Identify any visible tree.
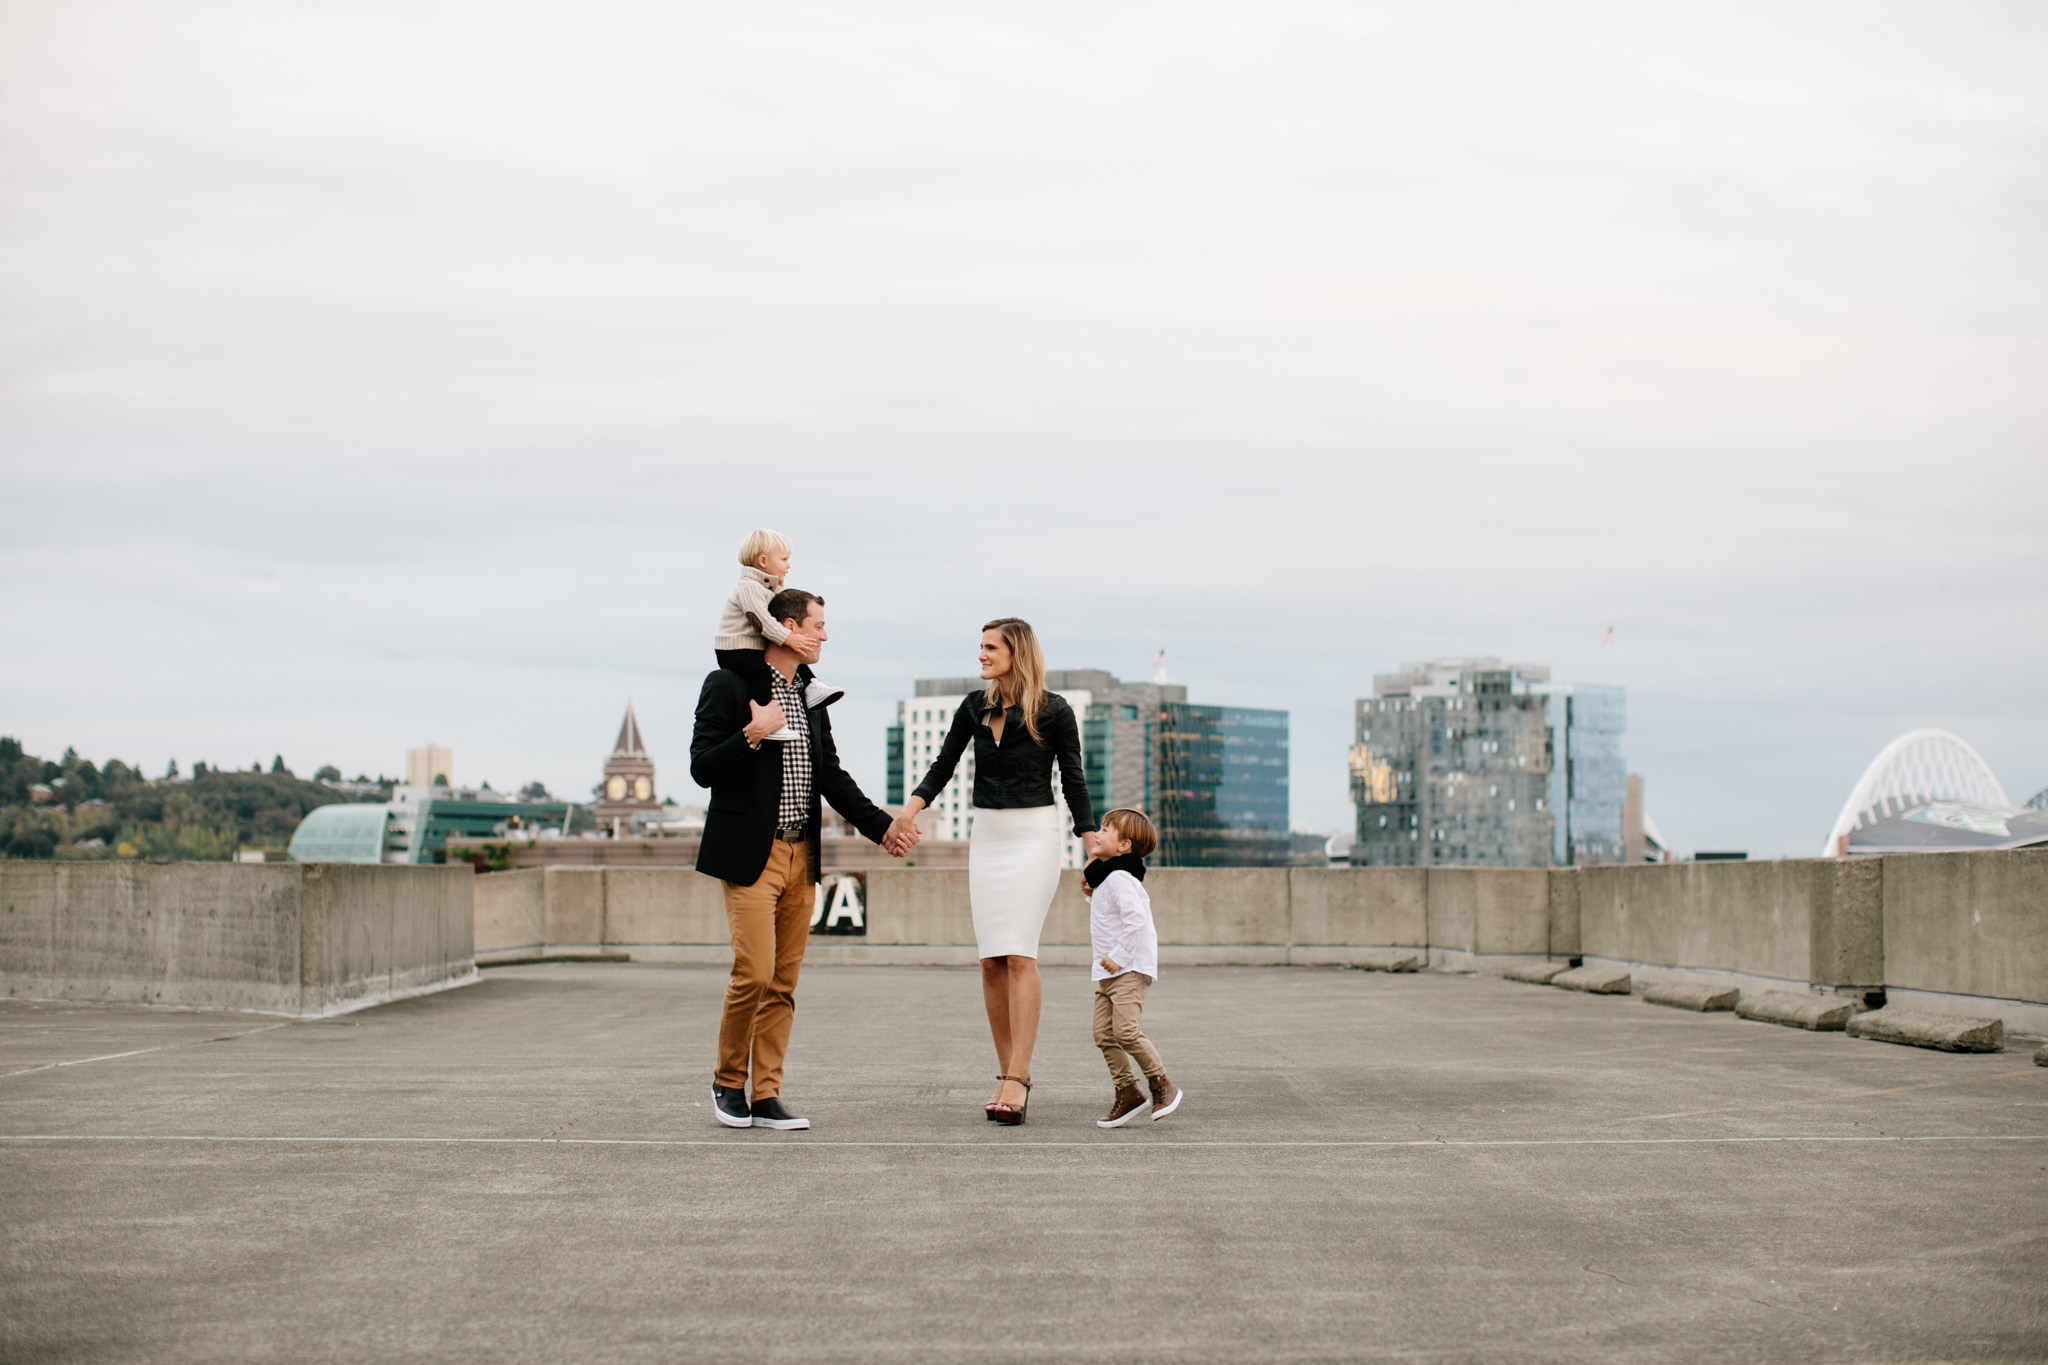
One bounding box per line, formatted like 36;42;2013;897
193;762;208;777
1;809;62;859
315;765;342;783
165;758;179;779
0;737;21;763
271;755;289;774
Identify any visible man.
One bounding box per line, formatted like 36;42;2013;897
690;587;918;1130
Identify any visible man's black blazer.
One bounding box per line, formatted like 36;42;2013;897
689;662;893;887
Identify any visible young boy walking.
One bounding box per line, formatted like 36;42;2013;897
1084;808;1182;1128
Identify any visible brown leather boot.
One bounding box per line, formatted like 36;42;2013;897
1096;1083;1152;1128
1148;1075;1182;1121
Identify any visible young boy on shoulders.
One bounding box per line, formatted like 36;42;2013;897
713;528;842;730
1083;807;1182;1128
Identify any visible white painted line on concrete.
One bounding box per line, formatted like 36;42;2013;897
0;1024;290;1079
2;1134;2043;1150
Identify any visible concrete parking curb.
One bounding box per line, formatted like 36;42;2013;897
2036;1044;2048;1067
1502;961;1572;985
1845;1007;2003;1054
1735;992;1858;1031
1348;951;1422;973
1644;982;1739;1011
1551;965;1631;994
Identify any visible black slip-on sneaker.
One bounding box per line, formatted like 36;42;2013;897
748;1096;811;1131
712;1084;753;1128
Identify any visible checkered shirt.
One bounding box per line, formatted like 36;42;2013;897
767;667;812;829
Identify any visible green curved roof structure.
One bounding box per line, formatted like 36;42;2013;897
288;803;391;864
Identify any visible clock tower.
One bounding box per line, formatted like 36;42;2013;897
594;702;659;836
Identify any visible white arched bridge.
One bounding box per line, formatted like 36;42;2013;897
1822;729;2016;856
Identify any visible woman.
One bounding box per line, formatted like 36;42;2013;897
888;618;1096;1124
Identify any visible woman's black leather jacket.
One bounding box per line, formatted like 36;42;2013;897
910;689;1096;836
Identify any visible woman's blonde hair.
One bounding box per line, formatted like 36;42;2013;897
737;528;792;568
981;617;1047;744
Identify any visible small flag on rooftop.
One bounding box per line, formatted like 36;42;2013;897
1152;649;1169;684
1600;626;1615;646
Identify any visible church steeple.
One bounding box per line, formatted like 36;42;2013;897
594;701;658;836
613;703;647;757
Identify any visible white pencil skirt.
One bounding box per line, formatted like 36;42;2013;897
967;804;1063;960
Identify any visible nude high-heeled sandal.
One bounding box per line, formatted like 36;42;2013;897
990;1075;1031;1126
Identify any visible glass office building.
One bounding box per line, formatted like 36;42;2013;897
1541;683;1626;865
1350;659;1626;868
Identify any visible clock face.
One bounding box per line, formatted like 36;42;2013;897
605;775;627;801
633;776;651;800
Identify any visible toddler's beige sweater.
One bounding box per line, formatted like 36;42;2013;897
715;565;794;650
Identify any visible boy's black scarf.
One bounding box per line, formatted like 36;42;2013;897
1083;852;1147;889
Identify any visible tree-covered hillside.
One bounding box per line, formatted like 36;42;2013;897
0;738;386;860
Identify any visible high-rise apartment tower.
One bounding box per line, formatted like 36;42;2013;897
1349;659;1626;868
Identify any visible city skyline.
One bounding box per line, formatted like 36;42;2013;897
3;3;2043;858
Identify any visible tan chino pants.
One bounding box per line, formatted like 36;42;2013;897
1092;971;1166;1089
716;838;813;1098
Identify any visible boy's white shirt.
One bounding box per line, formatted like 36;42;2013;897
714;564;791;650
1089;870;1158;983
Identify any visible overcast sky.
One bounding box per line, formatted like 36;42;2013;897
3;0;2044;855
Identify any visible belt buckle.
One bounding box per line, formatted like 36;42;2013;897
775;823;805;842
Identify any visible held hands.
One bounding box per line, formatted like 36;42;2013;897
882;813;922;858
783;628;822;662
743;699;786;745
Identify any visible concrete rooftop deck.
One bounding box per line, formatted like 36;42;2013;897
3;964;2044;1364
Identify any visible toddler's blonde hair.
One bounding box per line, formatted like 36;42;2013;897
737;528;793;568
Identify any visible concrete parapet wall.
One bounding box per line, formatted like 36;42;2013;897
479;864;1551;966
1880;851;2046;1005
478;852;2041;1034
1576;858;1875;988
15;850;2039;1029
474;869;544;957
1;862;475;1015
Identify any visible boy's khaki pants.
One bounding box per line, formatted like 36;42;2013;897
716;838;812;1099
1093;971;1166;1089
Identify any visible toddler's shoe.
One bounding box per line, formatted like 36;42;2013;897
1148;1075;1183;1121
805;679;845;710
1097;1084;1153;1128
765;724;800;742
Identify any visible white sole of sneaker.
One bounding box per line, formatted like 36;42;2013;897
713;1109;753;1129
1096;1102;1153;1129
1151;1088;1184;1121
750;1116;810;1131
